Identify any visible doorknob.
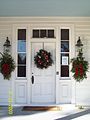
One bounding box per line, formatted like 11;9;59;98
31;76;34;84
56;71;59;75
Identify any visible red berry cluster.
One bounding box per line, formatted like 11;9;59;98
75;64;83;77
71;49;89;82
2;63;10;75
0;52;15;80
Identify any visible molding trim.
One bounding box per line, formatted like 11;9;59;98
0;17;90;23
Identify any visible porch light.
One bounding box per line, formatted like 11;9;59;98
75;36;83;57
3;37;11;53
76;37;83;48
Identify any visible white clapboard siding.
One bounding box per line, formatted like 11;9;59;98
0;24;12;105
0;75;11;104
0;17;90;105
75;22;90;105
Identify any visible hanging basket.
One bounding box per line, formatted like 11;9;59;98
71;49;89;82
0;52;15;80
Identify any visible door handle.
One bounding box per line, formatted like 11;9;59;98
31;76;34;84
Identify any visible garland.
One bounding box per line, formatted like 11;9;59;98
71;49;89;82
0;52;15;80
34;49;53;69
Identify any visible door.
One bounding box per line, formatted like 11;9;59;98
31;42;56;103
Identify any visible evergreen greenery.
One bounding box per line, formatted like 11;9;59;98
71;49;89;82
0;52;15;80
34;49;53;69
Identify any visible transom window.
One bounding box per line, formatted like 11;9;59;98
60;29;70;78
32;29;55;38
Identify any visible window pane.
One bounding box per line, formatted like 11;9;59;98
48;30;54;38
61;53;69;65
33;30;39;38
61;66;69;77
18;53;26;64
18;29;26;40
61;41;69;52
18;66;26;77
40;30;46;38
18;40;26;52
61;29;69;40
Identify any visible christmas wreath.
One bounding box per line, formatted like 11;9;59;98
0;52;15;80
71;49;89;82
34;49;53;69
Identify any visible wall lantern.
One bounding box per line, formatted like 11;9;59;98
75;36;83;48
75;36;83;57
3;37;11;53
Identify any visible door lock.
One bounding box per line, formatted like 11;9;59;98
56;71;59;75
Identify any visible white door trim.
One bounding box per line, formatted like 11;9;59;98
29;26;57;105
12;23;75;105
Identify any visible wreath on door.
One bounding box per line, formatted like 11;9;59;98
34;49;53;69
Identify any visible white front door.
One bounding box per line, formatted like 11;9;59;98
31;42;56;103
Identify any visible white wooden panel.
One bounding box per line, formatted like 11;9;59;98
59;81;71;103
62;85;68;97
0;23;12;105
31;43;42;76
75;22;90;105
15;83;27;103
32;84;41;95
18;85;25;98
42;83;52;95
31;42;56;103
76;81;90;105
0;79;11;104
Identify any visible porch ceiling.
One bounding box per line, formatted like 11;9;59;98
0;0;90;17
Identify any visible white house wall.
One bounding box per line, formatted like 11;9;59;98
0;17;90;105
75;23;90;106
0;24;12;105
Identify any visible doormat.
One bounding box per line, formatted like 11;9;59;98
22;106;62;111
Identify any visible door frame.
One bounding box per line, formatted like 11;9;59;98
12;23;75;105
30;25;75;105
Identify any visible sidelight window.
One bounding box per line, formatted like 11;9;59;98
17;29;26;77
60;29;70;77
